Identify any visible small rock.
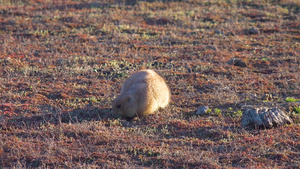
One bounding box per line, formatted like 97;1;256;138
244;27;259;35
7;20;16;25
33;51;40;57
217;145;225;152
241;106;293;129
196;106;210;115
192;41;200;45
125;0;138;5
226;32;234;36
214;30;224;35
227;58;247;68
206;45;216;51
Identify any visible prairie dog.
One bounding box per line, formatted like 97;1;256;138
112;69;170;118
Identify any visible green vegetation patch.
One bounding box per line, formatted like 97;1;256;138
285;97;299;102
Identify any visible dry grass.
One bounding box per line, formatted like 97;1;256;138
0;0;299;168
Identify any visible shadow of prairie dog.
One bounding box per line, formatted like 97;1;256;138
112;69;170;118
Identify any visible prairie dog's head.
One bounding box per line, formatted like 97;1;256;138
112;93;138;118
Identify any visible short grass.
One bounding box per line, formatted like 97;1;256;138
0;0;299;168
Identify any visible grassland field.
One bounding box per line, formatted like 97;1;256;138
0;0;299;168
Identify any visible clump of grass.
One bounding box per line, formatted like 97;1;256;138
213;108;222;116
107;119;122;126
285;97;299;102
233;110;243;117
225;109;243;117
293;106;300;114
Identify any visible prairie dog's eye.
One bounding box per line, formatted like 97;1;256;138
117;104;121;108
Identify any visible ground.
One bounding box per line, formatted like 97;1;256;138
0;0;299;168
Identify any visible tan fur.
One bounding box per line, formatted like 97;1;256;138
112;69;170;118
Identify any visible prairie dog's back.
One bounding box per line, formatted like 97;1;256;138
122;70;170;107
113;69;170;117
120;70;152;93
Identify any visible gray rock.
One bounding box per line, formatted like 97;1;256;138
244;27;259;35
196;106;210;115
227;58;247;68
241;106;293;128
214;30;224;35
